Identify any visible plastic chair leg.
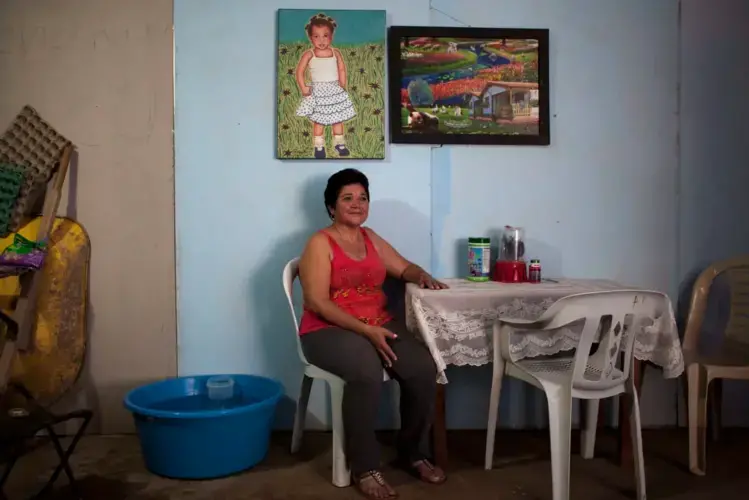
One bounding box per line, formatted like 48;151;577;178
687;364;708;476
580;399;599;459
546;387;572;500
328;378;350;488
291;375;313;454
484;355;505;470
709;378;722;442
627;378;647;500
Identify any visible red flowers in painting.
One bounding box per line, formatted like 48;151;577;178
401;78;487;104
476;61;538;82
477;62;524;80
430;79;487;100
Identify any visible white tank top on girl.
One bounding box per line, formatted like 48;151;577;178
308;50;339;83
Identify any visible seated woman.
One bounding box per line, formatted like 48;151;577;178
298;168;448;499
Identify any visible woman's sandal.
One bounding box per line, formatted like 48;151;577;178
397;458;447;485
353;470;398;499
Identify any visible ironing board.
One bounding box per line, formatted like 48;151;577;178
0;106;73;391
0;217;92;499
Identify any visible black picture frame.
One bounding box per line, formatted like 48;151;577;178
387;26;550;146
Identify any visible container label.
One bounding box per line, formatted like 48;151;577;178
468;246;491;278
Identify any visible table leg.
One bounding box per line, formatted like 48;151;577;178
618;359;646;466
431;384;448;469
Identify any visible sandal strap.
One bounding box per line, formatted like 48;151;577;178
360;470;387;487
413;459;435;471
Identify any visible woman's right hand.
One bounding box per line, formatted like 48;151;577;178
301;85;311;96
365;326;398;367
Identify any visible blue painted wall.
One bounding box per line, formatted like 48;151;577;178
174;0;432;429
676;0;749;427
175;0;746;429
427;0;680;429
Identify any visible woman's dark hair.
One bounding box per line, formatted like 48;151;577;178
305;13;337;37
324;169;370;219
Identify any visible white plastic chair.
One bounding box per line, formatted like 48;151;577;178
283;257;392;488
485;290;665;500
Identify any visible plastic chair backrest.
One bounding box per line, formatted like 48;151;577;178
282;257;310;366
683;255;749;352
532;290;666;388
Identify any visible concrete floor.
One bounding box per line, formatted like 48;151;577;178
4;429;748;499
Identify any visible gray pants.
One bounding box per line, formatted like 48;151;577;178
301;319;438;475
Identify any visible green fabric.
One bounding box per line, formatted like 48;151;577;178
0;164;25;237
2;233;46;256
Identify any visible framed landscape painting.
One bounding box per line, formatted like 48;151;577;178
387;26;550;146
276;9;387;160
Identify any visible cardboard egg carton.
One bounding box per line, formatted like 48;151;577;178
0;106;72;235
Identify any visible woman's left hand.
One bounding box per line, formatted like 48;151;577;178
418;273;449;290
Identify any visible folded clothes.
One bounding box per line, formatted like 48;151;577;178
0;233;47;269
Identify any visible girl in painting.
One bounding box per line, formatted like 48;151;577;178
295;13;356;159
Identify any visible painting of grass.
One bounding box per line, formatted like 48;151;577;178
276;9;386;160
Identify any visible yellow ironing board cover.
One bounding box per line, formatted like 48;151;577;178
0;217;89;405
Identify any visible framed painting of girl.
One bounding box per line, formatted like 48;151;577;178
276;9;387;160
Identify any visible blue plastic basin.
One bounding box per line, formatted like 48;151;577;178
124;374;283;479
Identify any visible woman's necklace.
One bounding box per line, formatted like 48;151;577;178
333;224;360;243
333;225;364;257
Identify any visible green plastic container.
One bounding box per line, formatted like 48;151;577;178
467;237;491;282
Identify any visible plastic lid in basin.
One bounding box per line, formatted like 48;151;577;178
124;374;283;419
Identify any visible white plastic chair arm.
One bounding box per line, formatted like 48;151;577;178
498;317;543;327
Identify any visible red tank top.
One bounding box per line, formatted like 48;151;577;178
298;229;392;335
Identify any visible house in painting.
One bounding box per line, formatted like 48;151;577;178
468;81;539;121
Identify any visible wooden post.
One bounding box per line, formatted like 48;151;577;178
432;384;448;468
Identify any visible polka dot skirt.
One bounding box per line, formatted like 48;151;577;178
296;81;356;126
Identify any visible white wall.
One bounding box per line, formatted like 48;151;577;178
0;0;177;433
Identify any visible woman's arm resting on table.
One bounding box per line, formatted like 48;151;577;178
365;228;448;289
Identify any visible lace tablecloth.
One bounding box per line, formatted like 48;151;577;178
405;278;684;384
